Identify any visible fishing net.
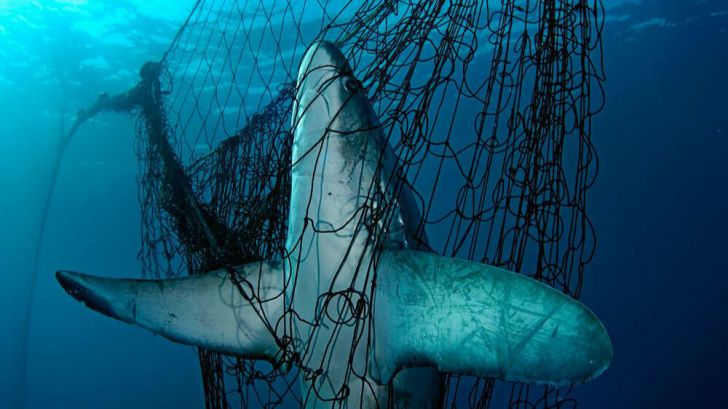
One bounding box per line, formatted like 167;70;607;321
94;0;605;407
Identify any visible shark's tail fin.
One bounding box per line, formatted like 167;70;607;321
372;250;612;386
56;261;285;361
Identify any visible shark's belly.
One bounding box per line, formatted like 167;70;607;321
286;171;372;283
285;173;443;409
286;172;379;406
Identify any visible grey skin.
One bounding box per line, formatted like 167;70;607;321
57;41;612;409
285;41;443;407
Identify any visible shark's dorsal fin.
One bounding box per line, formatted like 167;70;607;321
56;261;285;362
371;250;612;386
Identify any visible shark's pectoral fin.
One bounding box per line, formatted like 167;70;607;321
56;261;285;361
372;250;612;386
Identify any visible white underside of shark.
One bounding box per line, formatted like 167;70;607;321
56;41;612;409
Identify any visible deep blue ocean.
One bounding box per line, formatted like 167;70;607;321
1;1;726;408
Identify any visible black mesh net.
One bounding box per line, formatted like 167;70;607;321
105;0;606;408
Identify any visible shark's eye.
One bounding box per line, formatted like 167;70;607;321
343;76;362;93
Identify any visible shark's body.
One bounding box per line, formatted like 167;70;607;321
57;41;611;408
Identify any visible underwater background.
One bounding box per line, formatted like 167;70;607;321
0;0;726;408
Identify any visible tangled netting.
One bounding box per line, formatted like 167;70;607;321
126;0;605;408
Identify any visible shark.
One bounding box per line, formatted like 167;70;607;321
56;41;612;408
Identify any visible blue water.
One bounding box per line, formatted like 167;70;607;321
0;1;726;408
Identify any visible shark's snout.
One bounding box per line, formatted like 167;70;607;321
297;40;351;83
291;40;375;167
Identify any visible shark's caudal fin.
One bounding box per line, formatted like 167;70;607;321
56;261;285;361
372;250;612;386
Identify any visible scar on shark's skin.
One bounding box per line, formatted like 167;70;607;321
56;41;612;409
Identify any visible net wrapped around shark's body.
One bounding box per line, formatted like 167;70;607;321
97;1;605;408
